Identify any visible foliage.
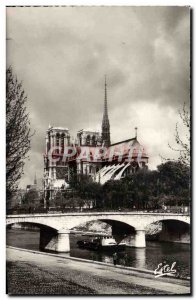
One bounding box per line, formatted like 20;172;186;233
11;161;189;213
92;161;190;210
157;161;190;206
6;67;34;203
74;174;102;209
168;103;190;166
21;189;40;211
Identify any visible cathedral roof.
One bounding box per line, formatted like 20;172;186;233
47;126;69;132
110;137;136;146
77;128;100;135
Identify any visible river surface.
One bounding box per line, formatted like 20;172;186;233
6;229;190;278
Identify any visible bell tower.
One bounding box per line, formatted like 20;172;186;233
102;76;111;147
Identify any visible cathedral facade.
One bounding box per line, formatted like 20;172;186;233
43;78;149;200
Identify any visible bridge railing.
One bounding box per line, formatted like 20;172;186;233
6;206;190;215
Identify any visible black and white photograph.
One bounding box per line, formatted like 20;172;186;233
6;5;191;295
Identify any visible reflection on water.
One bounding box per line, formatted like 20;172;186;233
135;248;146;269
6;229;190;278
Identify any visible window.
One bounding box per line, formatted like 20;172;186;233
86;135;90;145
92;135;96;146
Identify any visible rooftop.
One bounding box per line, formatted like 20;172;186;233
47;126;69;131
77;129;100;134
110;137;136;146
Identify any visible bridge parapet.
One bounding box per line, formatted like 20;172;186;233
6;211;190;218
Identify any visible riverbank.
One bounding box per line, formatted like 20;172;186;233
6;247;190;295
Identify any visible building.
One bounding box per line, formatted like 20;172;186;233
26;173;38;192
24;174;44;208
102;76;111;147
43;78;149;201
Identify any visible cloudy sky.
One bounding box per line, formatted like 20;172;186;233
6;6;190;188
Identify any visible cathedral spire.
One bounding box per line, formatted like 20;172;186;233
34;172;37;185
135;127;138;139
102;76;111;147
104;75;108;116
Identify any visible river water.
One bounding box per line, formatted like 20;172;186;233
6;229;190;278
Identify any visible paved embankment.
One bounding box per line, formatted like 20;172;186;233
6;246;190;295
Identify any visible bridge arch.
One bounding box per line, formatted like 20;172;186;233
6;221;58;232
142;214;190;229
6;216;62;231
65;217;145;248
6;221;59;252
56;213;144;232
145;219;190;244
68;218;136;244
68;217;136;231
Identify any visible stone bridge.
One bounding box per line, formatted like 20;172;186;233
6;212;190;252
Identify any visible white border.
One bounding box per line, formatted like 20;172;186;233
1;1;194;299
2;0;195;6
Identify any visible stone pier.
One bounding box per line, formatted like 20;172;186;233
134;230;146;248
55;230;70;252
122;229;146;248
40;227;70;252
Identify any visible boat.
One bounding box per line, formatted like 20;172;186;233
77;235;126;251
76;239;90;248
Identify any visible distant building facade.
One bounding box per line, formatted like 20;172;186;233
43;78;149;201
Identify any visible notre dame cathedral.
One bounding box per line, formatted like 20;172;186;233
43;78;148;200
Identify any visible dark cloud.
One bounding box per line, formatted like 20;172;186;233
6;6;190;187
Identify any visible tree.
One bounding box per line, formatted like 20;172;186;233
168;103;190;166
54;190;72;211
99;161;190;210
54;190;63;208
72;174;102;209
102;179;130;210
157;161;190;206
6;67;34;203
122;169;160;210
22;189;40;211
158;104;190;207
